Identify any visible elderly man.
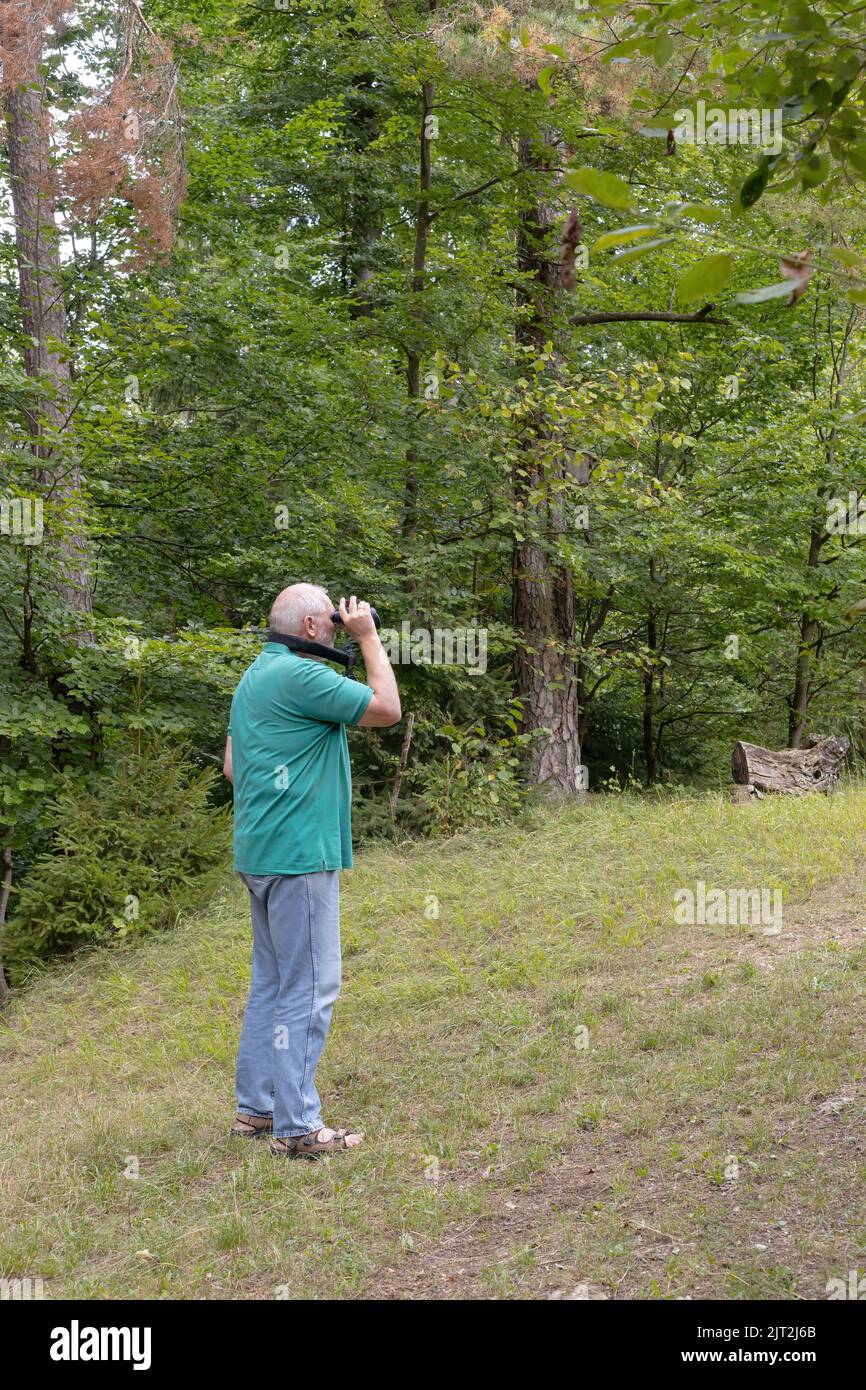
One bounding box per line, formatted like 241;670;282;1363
223;586;401;1157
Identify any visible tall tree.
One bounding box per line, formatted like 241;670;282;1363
1;0;89;618
512;128;582;792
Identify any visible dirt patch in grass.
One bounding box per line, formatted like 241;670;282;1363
367;1088;866;1301
365;1130;613;1300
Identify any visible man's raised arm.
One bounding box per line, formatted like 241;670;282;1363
339;596;401;728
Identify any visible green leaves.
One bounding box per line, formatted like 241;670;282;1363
826;247;866;270
676;253;734;305
799;151;829;188
739;160;770;210
675;203;726;224
733;281;797;305
537;65;555;96
614;236;675;262
734;252;814;306
653;34;674;67
848;143;866;177
563;167;635;210
592;224;659;252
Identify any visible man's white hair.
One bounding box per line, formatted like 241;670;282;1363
269;583;331;635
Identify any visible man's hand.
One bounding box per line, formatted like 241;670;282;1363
339;594;377;640
341;596;401;728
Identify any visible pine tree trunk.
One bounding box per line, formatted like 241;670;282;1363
512;132;582;795
4;59;92;621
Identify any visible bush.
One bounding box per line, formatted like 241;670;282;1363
406;719;542;836
2;740;229;983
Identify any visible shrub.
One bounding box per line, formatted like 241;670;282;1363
408;719;542;835
2;740;229;983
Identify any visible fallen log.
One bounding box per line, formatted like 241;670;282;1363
731;734;848;798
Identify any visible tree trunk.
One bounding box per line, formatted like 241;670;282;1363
388;711;415;823
344;60;383;318
787;307;856;748
0;846;13;1007
787;528;822;749
643;607;658;784
401;77;434;556
3;45;92;622
512;133;582;795
732;734;848;795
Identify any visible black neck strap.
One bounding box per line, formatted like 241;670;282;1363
267;630;355;671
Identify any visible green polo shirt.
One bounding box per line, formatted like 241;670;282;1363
228;644;373;874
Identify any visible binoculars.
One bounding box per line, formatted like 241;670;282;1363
331;606;381;630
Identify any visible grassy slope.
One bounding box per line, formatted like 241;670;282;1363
2;787;866;1301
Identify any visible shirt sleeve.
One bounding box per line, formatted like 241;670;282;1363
288;659;375;726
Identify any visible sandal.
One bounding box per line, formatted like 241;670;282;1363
230;1113;273;1138
268;1126;364;1159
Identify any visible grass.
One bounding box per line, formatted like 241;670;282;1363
2;784;866;1300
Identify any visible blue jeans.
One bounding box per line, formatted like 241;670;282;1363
235;871;341;1138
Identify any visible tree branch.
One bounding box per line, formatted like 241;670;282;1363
571;303;728;327
428;164;554;223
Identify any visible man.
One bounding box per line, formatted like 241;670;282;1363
223;585;401;1158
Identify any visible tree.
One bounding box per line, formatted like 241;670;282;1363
511;127;582;791
2;0;88;617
